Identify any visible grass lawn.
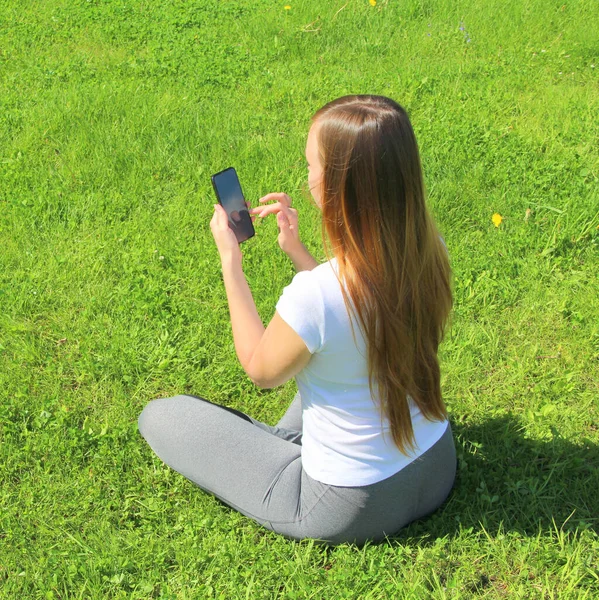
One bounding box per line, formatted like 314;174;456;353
1;0;598;597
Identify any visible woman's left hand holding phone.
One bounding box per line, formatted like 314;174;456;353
210;202;254;265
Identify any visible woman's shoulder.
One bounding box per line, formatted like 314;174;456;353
312;257;339;279
288;259;338;285
280;261;341;316
305;259;343;294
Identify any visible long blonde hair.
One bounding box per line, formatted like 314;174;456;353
312;95;453;454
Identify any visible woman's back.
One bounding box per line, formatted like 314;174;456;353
312;95;453;455
276;257;449;486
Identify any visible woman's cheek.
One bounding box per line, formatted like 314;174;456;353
309;171;323;208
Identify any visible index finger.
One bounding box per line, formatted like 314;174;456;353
250;202;284;218
258;193;292;206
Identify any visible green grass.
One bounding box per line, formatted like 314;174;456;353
1;0;598;597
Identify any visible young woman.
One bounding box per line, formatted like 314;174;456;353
138;95;456;545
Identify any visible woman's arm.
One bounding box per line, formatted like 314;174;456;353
212;205;311;388
219;254;264;371
286;243;319;272
220;256;311;388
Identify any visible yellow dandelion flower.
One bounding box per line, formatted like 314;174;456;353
369;0;377;5
284;5;291;9
492;213;503;228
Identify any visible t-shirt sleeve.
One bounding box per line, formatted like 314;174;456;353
276;270;325;354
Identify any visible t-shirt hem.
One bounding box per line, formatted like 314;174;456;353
302;420;449;487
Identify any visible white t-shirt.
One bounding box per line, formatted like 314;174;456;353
276;258;448;487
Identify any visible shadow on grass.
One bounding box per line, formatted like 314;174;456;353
396;414;599;543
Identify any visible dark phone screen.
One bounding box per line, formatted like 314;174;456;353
211;167;255;243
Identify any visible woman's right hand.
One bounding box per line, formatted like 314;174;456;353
250;192;302;255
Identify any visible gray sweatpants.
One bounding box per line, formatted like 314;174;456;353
138;393;456;545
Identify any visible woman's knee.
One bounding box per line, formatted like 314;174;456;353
138;397;169;442
138;394;232;444
138;396;192;442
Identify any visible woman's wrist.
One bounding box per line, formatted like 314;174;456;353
285;243;318;272
282;239;305;257
220;250;243;271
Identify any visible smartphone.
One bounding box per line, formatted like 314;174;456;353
210;167;255;244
